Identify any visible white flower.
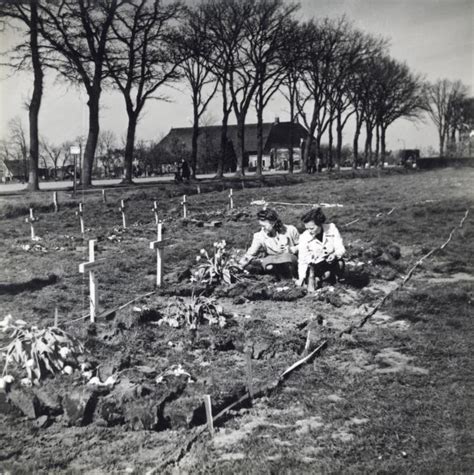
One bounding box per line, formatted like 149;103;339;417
26;359;35;368
59;347;71;358
63;365;73;375
0;314;12;330
196;256;201;262
3;375;14;384
200;249;206;255
20;378;32;387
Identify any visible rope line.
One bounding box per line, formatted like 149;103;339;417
340;208;470;334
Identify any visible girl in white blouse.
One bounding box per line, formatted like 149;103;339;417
297;207;345;289
239;208;299;277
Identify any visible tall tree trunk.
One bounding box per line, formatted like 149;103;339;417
365;123;373;167
328;117;333;170
122;115;137;184
288;96;295;174
315;134;321;169
26;0;42;192
216;79;229;178
190;100;199;179
217;110;230;178
83;90;101;187
256;93;263;177
375;124;380;167
353;115;362;170
439;132;444;157
380;125;386;168
235;115;245;177
336;112;343;171
301;138;314;173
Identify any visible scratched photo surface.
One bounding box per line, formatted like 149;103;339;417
0;0;473;473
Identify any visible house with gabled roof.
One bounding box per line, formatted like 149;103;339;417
0;159;28;183
157;118;309;173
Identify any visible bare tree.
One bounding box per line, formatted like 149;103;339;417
296;19;343;173
105;0;183;184
278;20;306;173
200;0;245;178
424;79;469;156
247;0;299;176
371;56;424;166
96;130;117;177
0;0;44;190
174;5;218;178
329;23;385;169
202;0;256;177
7;117;29;181
40;137;62;178
37;0;121;187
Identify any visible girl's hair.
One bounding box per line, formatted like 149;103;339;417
301;207;326;225
257;208;284;233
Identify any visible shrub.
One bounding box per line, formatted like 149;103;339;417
1;315;84;384
191;240;243;285
162;294;228;330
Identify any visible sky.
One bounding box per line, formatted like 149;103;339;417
0;0;472;154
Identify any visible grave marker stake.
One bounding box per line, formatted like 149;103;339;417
54;307;59;327
79;239;105;323
228;188;234;210
53;192;59;213
304;329;311;355
76;202;85;236
181;195;187;218
25;208;38;240
197;185;201;194
153;201;159;225
102;189;107;203
203;395;214;437
120;200;127;229
245;352;254;399
149;221;169;287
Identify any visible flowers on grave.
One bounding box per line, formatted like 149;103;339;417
191;240;243;285
0;314;84;384
161;294;228;330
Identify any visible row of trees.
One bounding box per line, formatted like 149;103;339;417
1;0;472;190
424;80;473;157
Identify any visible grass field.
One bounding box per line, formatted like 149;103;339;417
0;167;473;473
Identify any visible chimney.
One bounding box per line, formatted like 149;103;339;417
274;116;280;124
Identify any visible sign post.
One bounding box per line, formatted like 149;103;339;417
70;145;81;196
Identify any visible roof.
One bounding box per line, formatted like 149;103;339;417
159;121;309;155
2;159;27;177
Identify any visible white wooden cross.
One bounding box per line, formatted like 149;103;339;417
102;189;107;203
181;195;188;218
228;188;234;210
119;199;127;229
149;221;169;287
76;202;85;235
79;239;105;322
25;208;39;240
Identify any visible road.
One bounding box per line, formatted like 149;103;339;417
0;170;294;193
